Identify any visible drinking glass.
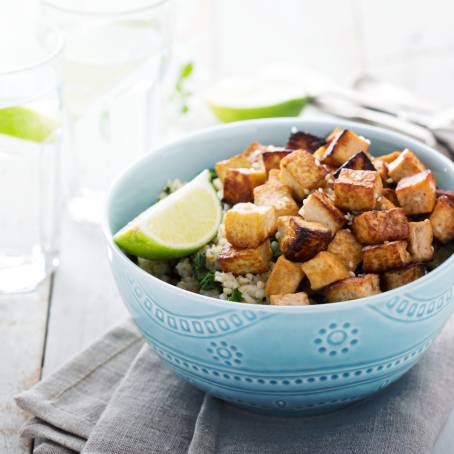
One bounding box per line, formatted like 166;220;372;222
40;0;173;223
0;25;63;294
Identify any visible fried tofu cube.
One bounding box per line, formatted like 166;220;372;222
408;220;433;262
301;251;350;290
277;216;332;262
334;169;382;212
269;292;310;306
299;191;346;233
373;159;389;184
332;151;375;178
327;229;363;271
253;181;299;217
265;255;305;296
224;203;276;249
362;241;411;273
286;131;326;152
321;129;370;166
313;145;328;160
430;195;454;243
388;149;426;182
262;149;291;173
218;240;272;274
382;188;399;206
223;168;267;205
241;141;264;160
376;196;396;210
396;170;436;215
267;169;281;183
324;274;381;303
382;263;426;290
326;127;342;142
279;149;328;200
352;208;409;245
215;155;252;182
375;151;401;164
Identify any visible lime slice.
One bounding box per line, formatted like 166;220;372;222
0;106;57;143
205;77;309;122
114;170;222;260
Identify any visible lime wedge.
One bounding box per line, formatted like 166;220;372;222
205;77;309;122
0;106;57;143
114;170;222;260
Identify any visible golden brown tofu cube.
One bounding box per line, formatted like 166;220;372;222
332;151;375;178
262;149;291;173
265;255;304;296
241;141;264;159
286;131;326;152
408;220;433;262
373;159;388;184
299;191;346;233
396;170;436;215
215;155;252;182
430;195;454;243
279;149;328;200
352;208;409;245
223;168;267;205
224;203;276;249
375;196;396;210
324;274;381;303
267;169;281;183
321;129;370;166
277;216;332;262
269;292;310;306
334;169;383;212
253;181;299;217
375;151;401;164
218;240;272;275
382;188;399;206
301;251;350;290
382;263;426;291
327;229;363;271
362;241;411;273
326;127;342;143
313;145;327;160
388;149;426;182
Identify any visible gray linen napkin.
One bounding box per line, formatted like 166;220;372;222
16;317;454;454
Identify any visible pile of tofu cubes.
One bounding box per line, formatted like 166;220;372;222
214;128;454;306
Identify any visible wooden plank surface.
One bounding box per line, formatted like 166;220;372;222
0;279;51;454
42;211;127;377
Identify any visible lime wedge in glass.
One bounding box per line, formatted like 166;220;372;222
114;170;222;260
205;77;309;122
0;106;57;143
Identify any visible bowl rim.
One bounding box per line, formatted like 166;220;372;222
103;117;454;313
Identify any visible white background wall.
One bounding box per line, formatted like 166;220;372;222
2;0;454;106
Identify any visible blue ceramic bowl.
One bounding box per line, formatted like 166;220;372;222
103;118;454;415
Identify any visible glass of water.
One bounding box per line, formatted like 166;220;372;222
41;0;173;224
0;25;63;294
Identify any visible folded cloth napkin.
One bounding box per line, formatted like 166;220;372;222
16;317;454;454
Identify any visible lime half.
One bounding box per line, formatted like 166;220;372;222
0;106;57;143
114;170;222;260
205;77;309;122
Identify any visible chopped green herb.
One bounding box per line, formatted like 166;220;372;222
228;288;243;302
209;168;217;180
191;250;222;291
199;270;221;291
191;250;206;280
272;248;282;261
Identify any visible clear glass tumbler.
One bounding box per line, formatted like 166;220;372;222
0;25;63;294
40;0;173;224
